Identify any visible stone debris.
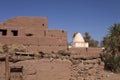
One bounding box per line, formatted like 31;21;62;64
70;58;105;80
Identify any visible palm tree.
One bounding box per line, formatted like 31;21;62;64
102;23;120;55
109;24;120;53
101;23;120;73
84;32;91;42
84;32;99;47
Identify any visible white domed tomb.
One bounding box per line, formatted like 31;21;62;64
71;32;89;48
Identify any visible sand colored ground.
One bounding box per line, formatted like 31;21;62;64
103;71;120;80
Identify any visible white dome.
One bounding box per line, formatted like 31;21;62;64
73;33;85;43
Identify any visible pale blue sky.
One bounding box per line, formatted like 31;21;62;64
0;0;120;42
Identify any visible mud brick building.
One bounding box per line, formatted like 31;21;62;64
0;16;68;53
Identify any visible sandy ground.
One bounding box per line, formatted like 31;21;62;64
103;71;120;80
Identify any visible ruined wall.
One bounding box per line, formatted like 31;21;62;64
0;62;5;80
0;52;105;80
70;58;105;80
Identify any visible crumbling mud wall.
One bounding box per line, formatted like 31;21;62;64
0;52;105;80
11;59;71;80
70;57;104;80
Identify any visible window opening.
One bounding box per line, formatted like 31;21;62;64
62;30;64;33
0;29;7;36
51;34;53;37
11;30;18;36
25;33;33;36
10;66;23;80
10;66;23;72
42;24;44;26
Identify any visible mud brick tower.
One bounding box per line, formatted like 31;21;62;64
0;16;68;53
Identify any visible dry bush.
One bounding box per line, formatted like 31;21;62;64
57;50;71;56
8;44;26;53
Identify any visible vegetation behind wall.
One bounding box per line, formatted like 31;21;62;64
101;23;120;73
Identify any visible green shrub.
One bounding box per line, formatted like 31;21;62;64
101;24;120;73
101;53;120;73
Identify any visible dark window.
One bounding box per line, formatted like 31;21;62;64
51;35;53;37
59;45;61;46
42;24;44;26
0;58;5;61
62;30;64;33
11;30;18;36
0;29;7;36
29;54;34;57
10;66;23;72
21;54;28;56
25;33;33;36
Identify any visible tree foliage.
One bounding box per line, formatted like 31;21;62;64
84;32;99;47
102;24;120;55
101;53;120;73
101;23;120;73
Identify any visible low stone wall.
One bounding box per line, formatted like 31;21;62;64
0;52;105;80
69;47;103;56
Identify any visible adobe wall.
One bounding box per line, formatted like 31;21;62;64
45;30;67;38
0;59;72;80
0;62;5;80
0;53;105;80
0;36;67;53
69;47;103;56
20;28;45;37
1;16;48;30
0;17;68;53
0;30;67;45
0;28;45;37
20;29;67;38
26;46;67;53
0;37;39;45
